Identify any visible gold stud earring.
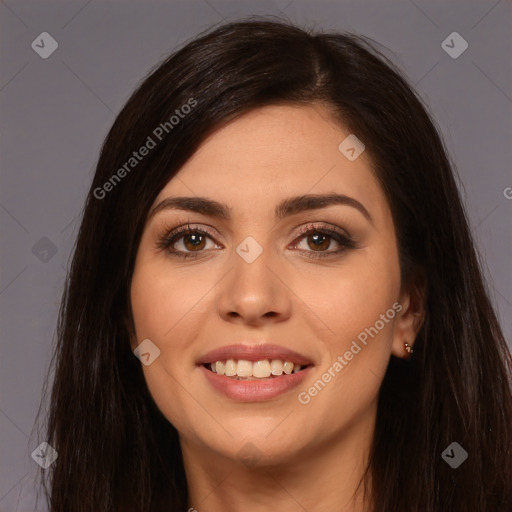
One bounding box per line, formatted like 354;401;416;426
404;342;413;355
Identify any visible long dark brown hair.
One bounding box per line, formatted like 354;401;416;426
34;16;512;512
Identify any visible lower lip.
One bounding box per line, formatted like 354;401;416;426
199;365;312;402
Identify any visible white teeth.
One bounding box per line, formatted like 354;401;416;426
224;358;237;376
270;360;283;375
208;358;305;378
283;361;294;375
253;360;271;378
236;359;253;377
215;361;225;376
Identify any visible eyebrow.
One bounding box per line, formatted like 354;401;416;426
149;193;373;224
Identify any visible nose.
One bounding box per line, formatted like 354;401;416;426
216;242;293;326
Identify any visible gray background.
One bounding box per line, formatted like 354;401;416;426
1;0;511;510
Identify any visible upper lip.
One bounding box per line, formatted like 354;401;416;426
198;344;314;366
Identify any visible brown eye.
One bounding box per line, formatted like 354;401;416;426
291;224;356;259
305;233;332;251
181;233;207;252
157;224;220;259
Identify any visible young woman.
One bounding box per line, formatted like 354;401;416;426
36;17;512;512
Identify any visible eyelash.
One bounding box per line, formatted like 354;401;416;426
156;222;356;260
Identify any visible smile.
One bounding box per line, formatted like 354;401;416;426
198;344;314;401
205;358;307;379
198;343;314;400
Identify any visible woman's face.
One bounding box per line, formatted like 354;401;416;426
130;104;417;468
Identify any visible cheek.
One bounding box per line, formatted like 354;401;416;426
295;238;401;347
292;240;401;413
129;259;208;431
130;255;211;347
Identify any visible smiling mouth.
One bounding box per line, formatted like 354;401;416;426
203;359;311;380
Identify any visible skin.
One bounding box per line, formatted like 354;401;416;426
130;104;424;512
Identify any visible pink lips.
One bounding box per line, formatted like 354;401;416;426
198;343;314;402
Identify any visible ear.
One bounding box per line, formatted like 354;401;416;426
391;277;426;359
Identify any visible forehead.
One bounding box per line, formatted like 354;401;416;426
153;104;388;225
